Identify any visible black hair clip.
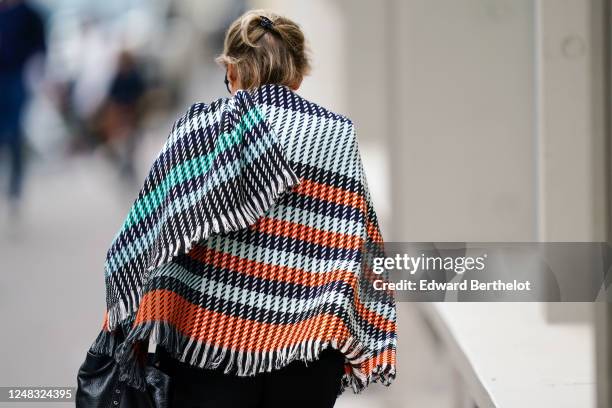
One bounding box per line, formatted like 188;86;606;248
260;16;274;30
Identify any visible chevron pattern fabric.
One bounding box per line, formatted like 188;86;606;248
90;83;397;394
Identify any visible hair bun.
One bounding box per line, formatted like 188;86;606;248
216;10;311;90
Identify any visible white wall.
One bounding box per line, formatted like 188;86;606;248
254;0;608;243
388;0;537;241
246;2;608;406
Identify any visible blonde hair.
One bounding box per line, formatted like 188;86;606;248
215;10;311;90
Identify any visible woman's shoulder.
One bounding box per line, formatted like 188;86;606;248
169;91;271;143
170;97;229;132
252;83;355;128
304;97;354;127
172;88;357;139
181;97;228;119
293;96;357;140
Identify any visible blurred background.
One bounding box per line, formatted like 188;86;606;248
0;0;610;407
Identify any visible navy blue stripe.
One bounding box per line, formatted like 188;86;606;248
282;193;365;224
253;84;353;125
146;271;395;337
113;169;363;253
224;227;362;261
109;149;272;250
290;161;363;195
141;115;268;195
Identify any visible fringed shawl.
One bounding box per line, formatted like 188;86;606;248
89;83;397;394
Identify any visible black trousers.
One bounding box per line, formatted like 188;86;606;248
157;347;345;408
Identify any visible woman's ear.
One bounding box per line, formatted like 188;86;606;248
290;78;303;91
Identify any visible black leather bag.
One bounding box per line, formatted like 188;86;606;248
76;330;170;408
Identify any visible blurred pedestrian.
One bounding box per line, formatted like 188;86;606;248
0;0;46;208
98;50;146;183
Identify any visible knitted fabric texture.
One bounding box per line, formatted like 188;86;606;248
89;83;397;394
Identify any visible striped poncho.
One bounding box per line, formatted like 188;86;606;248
89;83;397;393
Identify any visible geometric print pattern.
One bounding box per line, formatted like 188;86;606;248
90;83;397;394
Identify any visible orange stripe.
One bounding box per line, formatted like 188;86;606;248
293;179;365;211
189;246;356;287
366;219;383;244
135;290;396;372
101;310;110;331
134;289;351;351
360;348;397;375
353;300;397;334
187;246;396;333
252;217;363;250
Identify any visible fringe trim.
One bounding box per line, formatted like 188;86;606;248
104;167;301;384
146;166;300;273
341;362;397;395
107;297;138;332
111;319;396;394
88;328;120;357
105;166;300;333
88;313;137;356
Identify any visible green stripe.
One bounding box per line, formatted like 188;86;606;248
121;107;265;230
